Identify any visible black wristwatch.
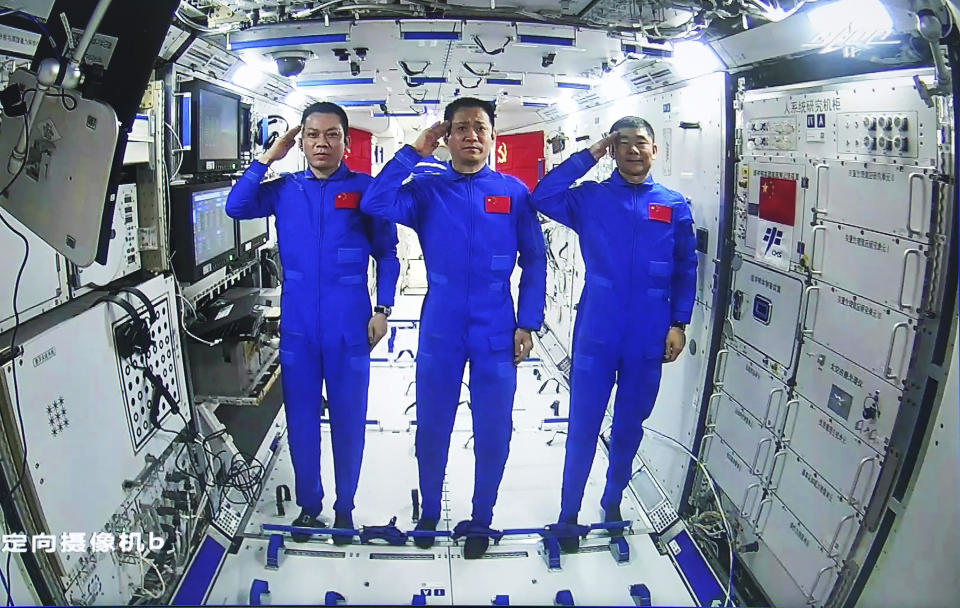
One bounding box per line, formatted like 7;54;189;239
374;305;392;317
670;321;686;331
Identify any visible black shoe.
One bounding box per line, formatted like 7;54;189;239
332;513;354;546
414;519;437;549
552;520;581;554
558;533;580;554
604;505;624;539
463;534;490;559
291;511;325;543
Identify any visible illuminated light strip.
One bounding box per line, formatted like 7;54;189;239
298;77;374;86
228;33;348;50
401;31;460;40
517;34;574;46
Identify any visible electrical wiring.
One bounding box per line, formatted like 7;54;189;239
640;425;735;607
0;10;61;59
163;122;185;178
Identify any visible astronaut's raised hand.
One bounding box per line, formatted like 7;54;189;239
413;121;451;158
663;327;686;363
588;130;620;161
258;125;302;165
514;328;533;365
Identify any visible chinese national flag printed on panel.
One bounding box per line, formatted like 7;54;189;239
756;176;796;270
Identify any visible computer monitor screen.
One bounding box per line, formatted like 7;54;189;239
238;217;267;245
191;187;234;266
198;89;239;160
170;181;237;282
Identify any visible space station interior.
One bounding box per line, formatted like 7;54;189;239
0;0;956;606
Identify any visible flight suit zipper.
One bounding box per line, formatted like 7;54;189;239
317;178;327;339
630;186;639;316
467;175;474;328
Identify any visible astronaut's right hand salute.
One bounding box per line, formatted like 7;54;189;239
412;121;450;158
587;130;620;161
258;124;302;165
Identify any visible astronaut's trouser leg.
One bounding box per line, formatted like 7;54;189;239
467;351;517;527
558;345;618;523
600;358;662;512
280;334;325;516
415;336;467;523
323;336;371;517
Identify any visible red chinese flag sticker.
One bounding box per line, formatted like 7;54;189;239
758;177;796;226
648;203;672;223
335;191;361;209
485;195;511;214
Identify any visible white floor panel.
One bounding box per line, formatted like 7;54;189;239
215;294;698;605
207;538;455;606
448;534;696;606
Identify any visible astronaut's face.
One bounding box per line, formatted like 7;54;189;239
611;126;657;183
300;112;347;174
447;107;495;169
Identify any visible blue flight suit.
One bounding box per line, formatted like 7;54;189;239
361;145;546;527
226;161;400;518
530;149;698;522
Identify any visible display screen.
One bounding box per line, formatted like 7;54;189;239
197;89;238;160
238;217;267;245
191;187;234;265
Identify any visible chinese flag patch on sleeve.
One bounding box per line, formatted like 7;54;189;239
648;203;673;223
334;191;361;209
485;195;511;214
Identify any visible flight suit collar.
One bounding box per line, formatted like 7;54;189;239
444;163;494;181
608;168;655;188
300;162;351;181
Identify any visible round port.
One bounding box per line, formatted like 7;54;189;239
882;115;893;130
862;136;877;150
863;116;877;130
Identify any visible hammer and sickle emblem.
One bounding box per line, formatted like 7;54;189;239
496;142;508;164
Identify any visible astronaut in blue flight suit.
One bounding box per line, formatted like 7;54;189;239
226;102;399;544
361;98;546;559
530;116;698;552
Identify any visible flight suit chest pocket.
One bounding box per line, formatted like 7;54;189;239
338;248;365;264
490;254;514;271
335;191;361;209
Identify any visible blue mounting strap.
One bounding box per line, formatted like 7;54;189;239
411;594;427;605
325;590;346;605
542;522;589;539
629;584;652;607
452;521;504;543
554;589;575;606
541;536;562;570
406;529;452;539
609;536;630;564
266;534;284;570
249;579;269;606
589;520;630;533
493;595;510;605
388;327;398;352
359;517;407;546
